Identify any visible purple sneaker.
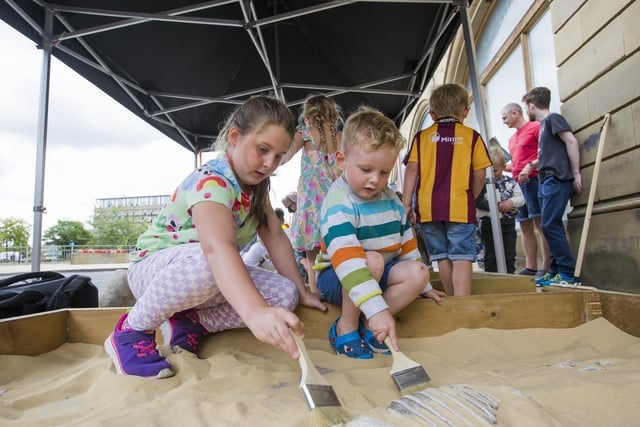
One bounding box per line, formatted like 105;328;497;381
104;313;174;379
160;309;207;354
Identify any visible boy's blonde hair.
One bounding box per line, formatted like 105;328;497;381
341;107;405;153
429;83;469;119
489;146;507;168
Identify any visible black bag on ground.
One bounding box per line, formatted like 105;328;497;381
0;271;98;319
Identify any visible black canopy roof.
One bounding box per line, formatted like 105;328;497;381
1;0;464;153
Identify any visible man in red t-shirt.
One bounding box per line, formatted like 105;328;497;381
501;103;549;277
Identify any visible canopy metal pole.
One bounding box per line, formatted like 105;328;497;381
457;0;507;273
31;7;54;272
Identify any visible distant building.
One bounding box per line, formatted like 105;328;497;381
95;195;169;224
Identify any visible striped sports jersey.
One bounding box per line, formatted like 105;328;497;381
318;176;421;319
406;117;491;224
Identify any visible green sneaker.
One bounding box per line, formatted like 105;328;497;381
549;272;579;286
535;272;555;287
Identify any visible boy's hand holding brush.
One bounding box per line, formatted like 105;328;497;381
369;310;432;395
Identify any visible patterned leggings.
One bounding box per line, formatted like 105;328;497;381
126;243;299;333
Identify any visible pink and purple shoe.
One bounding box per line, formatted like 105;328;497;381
104;312;174;379
160;309;207;354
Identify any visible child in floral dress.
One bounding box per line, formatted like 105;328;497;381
286;94;343;293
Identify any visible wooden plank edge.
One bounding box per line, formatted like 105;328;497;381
3;291;639;356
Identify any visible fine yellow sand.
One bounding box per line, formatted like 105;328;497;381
1;317;640;426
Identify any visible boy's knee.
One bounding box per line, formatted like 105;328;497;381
405;261;431;292
416;262;431;285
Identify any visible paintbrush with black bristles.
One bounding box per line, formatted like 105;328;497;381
384;337;431;394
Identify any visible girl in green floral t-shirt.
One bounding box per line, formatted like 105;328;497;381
105;96;327;379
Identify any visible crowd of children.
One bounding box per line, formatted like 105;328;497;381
105;83;584;376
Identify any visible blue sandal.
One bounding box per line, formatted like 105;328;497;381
329;318;372;359
358;319;391;355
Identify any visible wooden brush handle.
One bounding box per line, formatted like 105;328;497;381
291;330;328;385
385;336;420;372
384;336;399;355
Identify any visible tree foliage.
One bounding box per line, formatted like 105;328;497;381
43;220;93;246
0;217;30;249
90;208;148;246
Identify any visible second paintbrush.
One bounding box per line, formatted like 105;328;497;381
384;336;431;392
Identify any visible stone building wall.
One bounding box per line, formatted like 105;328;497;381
553;0;640;292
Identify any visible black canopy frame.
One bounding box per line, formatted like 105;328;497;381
4;0;464;152
1;0;506;274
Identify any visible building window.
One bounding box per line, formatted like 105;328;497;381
475;0;535;72
484;45;527;147
465;4;559;154
527;9;561;113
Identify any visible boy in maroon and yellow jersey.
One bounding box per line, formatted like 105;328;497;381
403;83;491;296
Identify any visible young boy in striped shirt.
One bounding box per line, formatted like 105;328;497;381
403;83;492;296
316;107;445;360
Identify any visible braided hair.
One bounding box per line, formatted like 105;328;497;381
302;94;342;152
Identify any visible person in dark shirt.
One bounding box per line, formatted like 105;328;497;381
521;87;583;286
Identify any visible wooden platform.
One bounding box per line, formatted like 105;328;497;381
430;270;537;294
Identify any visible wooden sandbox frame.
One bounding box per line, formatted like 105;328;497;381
2;272;638;357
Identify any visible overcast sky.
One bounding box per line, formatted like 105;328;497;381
0;21;301;238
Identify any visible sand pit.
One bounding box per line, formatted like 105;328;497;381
1;317;639;426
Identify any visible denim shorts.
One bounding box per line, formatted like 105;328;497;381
517;176;542;221
316;258;400;305
420;221;477;262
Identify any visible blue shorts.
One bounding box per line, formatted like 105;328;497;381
517;176;542;222
420;221;477;262
316;259;400;305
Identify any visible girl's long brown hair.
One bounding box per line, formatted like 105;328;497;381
215;96;295;229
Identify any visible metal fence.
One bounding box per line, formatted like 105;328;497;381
0;245;136;264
